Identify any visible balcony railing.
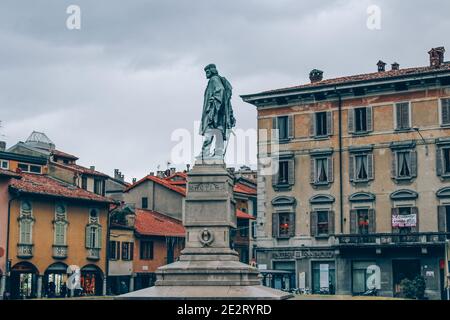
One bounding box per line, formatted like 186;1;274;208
334;232;450;246
17;244;33;258
87;248;100;260
52;245;68;259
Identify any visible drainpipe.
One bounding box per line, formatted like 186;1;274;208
5;188;20;296
335;88;344;234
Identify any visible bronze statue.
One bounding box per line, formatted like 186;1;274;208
198;64;236;159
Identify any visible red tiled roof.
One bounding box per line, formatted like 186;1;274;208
246;63;450;97
164;172;187;181
233;183;257;195
134;208;185;237
51;149;79;160
52;161;109;178
124;175;186;196
10;173;113;203
237;209;255;220
0;169;21;179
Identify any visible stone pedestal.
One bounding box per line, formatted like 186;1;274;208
118;160;291;300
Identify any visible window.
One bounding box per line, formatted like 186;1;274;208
310;210;335;237
238;219;249;237
395;102;411;130
140;241;154;260
310;111;333;138
0;160;9;169
317;211;329;236
349;153;374;182
251;220;257;239
441;98;450;126
85;225;102;248
392;206;418;234
54;203;68;246
272;156;295;190
357;209;369;235
19;201;33;244
273;115;293;141
142;197;148;209
109;241;120;260
272;212;295;239
17;163;42;174
121;242;134;261
437;146;450;177
94;179;103;195
81;176;88;190
349;107;373;134
392;150;417;180
310;155;334;185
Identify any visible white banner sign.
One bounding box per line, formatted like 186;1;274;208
392;214;417;227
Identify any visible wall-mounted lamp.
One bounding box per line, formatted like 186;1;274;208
413;127;429;156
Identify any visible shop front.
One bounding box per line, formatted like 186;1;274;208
10;262;39;299
80;264;104;296
44;262;68;298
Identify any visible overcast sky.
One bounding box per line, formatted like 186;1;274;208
1;0;449;182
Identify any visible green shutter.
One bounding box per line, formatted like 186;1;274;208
436;148;443;176
326;111;333;136
97;226;102;249
411;207;419;233
391;152;398;178
442;99;450;125
310;158;316;184
288;212;296;238
349;155;355;182
350;210;358;234
348;109;355;133
410;150;418;178
310;211;317;237
288;115;294;139
310;113;316;137
368;209;376;234
391;208;400;234
272;213;278;238
328;211;335;235
438;206;447;233
85;225;91;248
366;106;373;132
367;153;374;180
327;156;334;183
288;158;295;186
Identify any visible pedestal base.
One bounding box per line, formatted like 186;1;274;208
117;285;292;300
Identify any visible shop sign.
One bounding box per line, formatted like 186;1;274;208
296;250;335;259
272;251;295;260
392;214;417;227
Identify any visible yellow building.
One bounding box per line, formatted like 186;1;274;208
0;150;112;299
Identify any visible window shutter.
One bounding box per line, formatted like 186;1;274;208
395;104;402;129
366;106;373;132
368;209;376;234
442;99;450;125
309;113;316;137
121;242;126;260
288;115;294;139
327;156;334;183
288;158;295;186
411;207;419;233
272;117;278;130
328;211;335;235
436;148;443;176
310;158;316;184
391;152;398;178
117;241;121;259
288;212;296;238
402;103;410;128
349;155;355;182
350;210;358;234
391;208;400;234
326;111;333;136
310;211;318;237
367;153;374;180
130;242;134;260
272;213;278;238
438;206;447;233
348;109;355;133
272;163;279;187
97;226;102;249
85;226;91;248
410;150;418;178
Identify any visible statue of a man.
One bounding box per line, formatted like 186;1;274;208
198;64;236;159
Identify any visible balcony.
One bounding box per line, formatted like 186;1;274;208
87;248;100;260
52;245;68;259
334;232;450;247
17;244;33;258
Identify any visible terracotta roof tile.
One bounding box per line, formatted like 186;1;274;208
124;175;186;196
10;173;113;203
134;208;185;237
52;162;109;178
0;169;21;179
51;149;79;160
246;63;450;97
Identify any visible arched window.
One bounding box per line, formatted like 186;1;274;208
54;203;68;246
19;201;34;244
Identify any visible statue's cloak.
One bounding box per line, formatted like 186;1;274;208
200;74;235;139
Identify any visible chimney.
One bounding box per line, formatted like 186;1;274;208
157;171;165;178
391;62;400;71
0;141;5;152
132;178;137;184
186;164;191;172
149;172;154;176
429;47;445;67
170;167;176;176
309;69;324;83
377;60;387;72
90;165;95;171
114;169;124;182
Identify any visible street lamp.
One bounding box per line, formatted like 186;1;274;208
413;127;429;156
